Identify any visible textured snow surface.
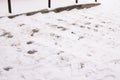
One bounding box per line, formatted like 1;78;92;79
0;0;120;80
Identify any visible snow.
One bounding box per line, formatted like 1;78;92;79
0;0;95;16
0;0;120;80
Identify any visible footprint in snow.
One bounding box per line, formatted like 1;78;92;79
84;22;91;25
57;51;64;55
31;28;39;36
57;26;67;31
27;50;38;54
88;17;93;20
71;31;75;34
18;23;25;27
47;23;67;31
3;66;13;71
79;25;85;28
87;27;91;30
57;19;65;22
95;25;99;28
78;36;84;40
26;41;34;45
108;27;115;32
71;23;78;26
50;33;61;39
0;30;13;38
46;23;58;28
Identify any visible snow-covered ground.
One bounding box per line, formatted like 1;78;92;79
0;0;120;80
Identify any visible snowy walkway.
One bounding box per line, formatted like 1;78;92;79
1;0;120;80
0;7;120;80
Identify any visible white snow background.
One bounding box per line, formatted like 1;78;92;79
0;0;120;80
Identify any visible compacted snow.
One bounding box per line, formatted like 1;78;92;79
0;0;120;80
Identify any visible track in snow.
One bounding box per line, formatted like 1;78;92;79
0;7;120;80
